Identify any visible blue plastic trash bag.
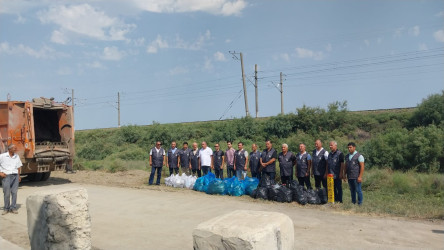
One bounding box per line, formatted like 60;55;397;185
193;177;205;192
203;172;216;186
228;178;245;196
223;177;235;195
206;179;225;195
243;177;259;195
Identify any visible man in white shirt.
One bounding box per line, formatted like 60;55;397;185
198;141;213;176
148;141;165;185
0;144;23;215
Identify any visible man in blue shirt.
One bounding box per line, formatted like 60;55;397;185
344;142;365;205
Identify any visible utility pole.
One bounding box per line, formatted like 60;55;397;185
240;53;250;116
71;89;74;112
254;64;258;118
229;51;250;117
280;72;284;115
117;92;121;128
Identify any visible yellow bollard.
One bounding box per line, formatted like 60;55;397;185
327;174;335;203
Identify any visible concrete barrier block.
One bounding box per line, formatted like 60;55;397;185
193;210;294;250
26;187;91;250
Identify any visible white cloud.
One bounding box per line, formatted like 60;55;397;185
38;4;135;43
377;37;383;44
408;25;420;36
394;27;405;38
169;66;189;75
102;46;126;61
14;14;26;24
130;0;247;16
279;53;290;62
133;37;145;46
433;30;444;42
204;57;213;71
418;43;428;51
85;61;105;69
325;43;332;52
0;42;66;59
364;39;370;46
51;30;68;44
225;39;232;43
294;47;324;60
436;11;444;17
147;30;211;54
176;30;212;50
213;51;226;61
147;35;169;53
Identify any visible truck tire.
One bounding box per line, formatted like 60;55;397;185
28;173;43;182
41;172;51;181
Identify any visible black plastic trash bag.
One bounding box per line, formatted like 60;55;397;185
268;184;280;201
317;188;328;204
277;185;293;203
289;180;299;188
292;185;307;205
259;174;275;187
250;188;257;199
255;187;268;200
306;189;321;204
206;179;225;195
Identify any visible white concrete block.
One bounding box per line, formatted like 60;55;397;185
26;187;91;250
193;210;294;250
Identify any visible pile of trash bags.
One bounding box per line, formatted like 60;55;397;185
193;173;259;197
250;176;328;205
164;173;197;189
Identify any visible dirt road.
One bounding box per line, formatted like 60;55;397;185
1;171;443;249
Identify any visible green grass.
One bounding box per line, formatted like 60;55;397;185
339;169;444;219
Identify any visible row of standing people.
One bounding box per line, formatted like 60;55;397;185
148;140;364;205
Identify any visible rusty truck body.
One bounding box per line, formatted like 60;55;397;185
0;97;75;181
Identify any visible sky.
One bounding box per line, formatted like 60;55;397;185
0;0;443;130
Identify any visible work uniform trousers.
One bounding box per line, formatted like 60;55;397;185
214;168;224;179
2;174;19;211
226;165;235;178
348;179;363;205
334;178;343;203
149;167;162;185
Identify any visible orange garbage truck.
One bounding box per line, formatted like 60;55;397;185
0;97;75;181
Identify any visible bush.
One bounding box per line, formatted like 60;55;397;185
107;159;127;173
409;91;444;127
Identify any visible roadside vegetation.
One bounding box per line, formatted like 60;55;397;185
74;91;444;219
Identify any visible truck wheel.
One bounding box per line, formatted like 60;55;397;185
28;173;43;182
41;172;51;181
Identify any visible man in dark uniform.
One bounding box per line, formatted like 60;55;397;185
278;143;296;187
190;142;201;177
249;144;261;179
178;142;191;175
259;140;277;182
327;141;345;203
312;139;328;189
212;143;225;179
234;142;248;180
167;141;180;176
149;141;165;185
295;143;312;189
344;142;365;205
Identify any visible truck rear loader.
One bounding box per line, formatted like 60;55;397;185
0;97;75;181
